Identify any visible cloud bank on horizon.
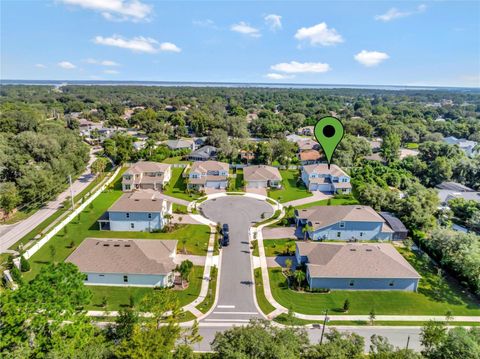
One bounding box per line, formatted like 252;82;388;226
2;0;479;87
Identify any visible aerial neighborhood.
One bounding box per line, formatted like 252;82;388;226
1;84;479;358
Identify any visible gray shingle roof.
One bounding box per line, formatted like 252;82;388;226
243;165;281;182
108;189;165;212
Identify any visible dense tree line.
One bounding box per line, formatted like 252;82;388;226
0;102;89;216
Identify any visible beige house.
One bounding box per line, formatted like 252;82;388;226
188;161;229;190
301;164;352;194
122;161;172;192
67;238;177;287
243;165;282;189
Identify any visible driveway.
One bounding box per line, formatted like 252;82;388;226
283;191;331;207
171;214;202;225
246;187;267;196
262;226;301;239
199;196;273;323
174;254;206;266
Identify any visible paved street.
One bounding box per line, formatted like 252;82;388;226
199;196;273;324
192;325;422;352
0;150;97;253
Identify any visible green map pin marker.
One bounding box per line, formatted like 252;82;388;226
314;116;344;169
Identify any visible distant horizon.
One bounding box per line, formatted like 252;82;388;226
1;79;479;92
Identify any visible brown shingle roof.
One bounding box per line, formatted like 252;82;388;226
296;205;386;230
190;160;229;173
299;150;321;161
302;163;349;177
125;161;171;175
243;165;281;182
108;189;165;212
66;238;177;275
297;242;420;279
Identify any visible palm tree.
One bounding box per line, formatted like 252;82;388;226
285;258;292;275
302;223;313;240
178;260;193;289
293;270;306;289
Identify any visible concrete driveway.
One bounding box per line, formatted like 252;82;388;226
262;226;301;239
245;187;267;196
199;196;273;323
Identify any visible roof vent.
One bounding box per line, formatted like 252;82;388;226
350;248;356;251
134;199;139;201
125;244;131;247
366;249;373;252
103;244;110;247
114;244;120;247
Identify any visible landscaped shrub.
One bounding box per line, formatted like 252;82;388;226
10;266;23;285
20;256;30;272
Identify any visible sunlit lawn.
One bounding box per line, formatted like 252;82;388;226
163;167;199;201
87;265;204;311
269;247;480;316
268;170;312;203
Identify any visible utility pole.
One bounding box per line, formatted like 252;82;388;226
319;309;329;345
68;175;75;211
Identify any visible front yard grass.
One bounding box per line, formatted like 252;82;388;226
163;156;191;164
230;168;244;191
23;182;210;282
196;266;218;314
268;245;480;316
262;239;297;257
268;170;312;203
164;167;199;201
254;268;276;316
253;210;281;227
87;265;204;311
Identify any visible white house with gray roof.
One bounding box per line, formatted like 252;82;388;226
67;238;177;287
122;161;172;192
98;189;172;232
443;136;478;157
165;138;195;151
295;242;420;291
301;164;352;194
295;205;394;241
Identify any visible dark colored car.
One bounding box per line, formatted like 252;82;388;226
222;233;230;246
222;223;229;235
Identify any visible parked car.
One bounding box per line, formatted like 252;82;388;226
222;223;229;235
222;233;230;247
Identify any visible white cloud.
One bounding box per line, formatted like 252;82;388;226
294;22;343;46
193;19;217;29
271;61;331;74
264;14;282;31
59;0;152;22
35;64;46;68
57;61;76;69
375;4;427;22
93;35;181;53
104;69;119;74
354;50;390;67
86;58;120;66
266;73;293;80
159;42;181;53
230;22;261;37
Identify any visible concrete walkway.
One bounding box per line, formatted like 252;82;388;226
283;191;331;208
174;254;207;266
156;193;190;206
171;214;203;225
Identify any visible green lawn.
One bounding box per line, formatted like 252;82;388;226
163;156;191;164
262;239;297;257
23;180;210;281
405;143;420;150
268;246;480;316
197;266;218;313
294;197;359;210
164;167;199;201
173;203;188;214
87;265;204;311
253;210;281;227
230;169;244;191
254;268;276;316
268;170;312;203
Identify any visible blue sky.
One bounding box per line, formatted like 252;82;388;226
1;0;479;87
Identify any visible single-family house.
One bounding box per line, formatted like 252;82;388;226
301;164;351;194
165;138;195;151
66;238;177;287
297;139;320;151
187;161;229;190
436;182;480;205
294;205;394;241
295;242;420;291
298;149;321;165
443;136;478;157
122;161;172;192
240;150;255;163
98;189;172;232
243;165;282;189
188;146;218;161
297;126;314;136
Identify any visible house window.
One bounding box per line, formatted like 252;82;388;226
148;213;152;219
349;280;355;287
337;232;341;238
126;213;130;219
125;185;131;190
359;232;363;237
84;274;88;281
339;222;345;228
123;275;128;283
130;223;134;229
99;274;105;277
389;281;394;287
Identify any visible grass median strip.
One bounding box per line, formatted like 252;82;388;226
254;268;276;316
196;266;218;314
